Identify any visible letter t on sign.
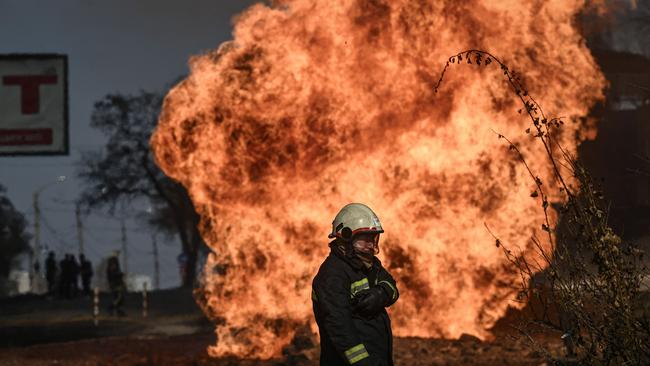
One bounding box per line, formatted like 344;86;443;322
2;75;57;114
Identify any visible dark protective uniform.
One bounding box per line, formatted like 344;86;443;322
312;243;399;366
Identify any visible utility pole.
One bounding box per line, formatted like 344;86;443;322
121;217;128;275
152;233;160;290
76;203;84;255
31;175;66;293
32;191;41;281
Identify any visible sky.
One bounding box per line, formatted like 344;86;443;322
0;0;258;288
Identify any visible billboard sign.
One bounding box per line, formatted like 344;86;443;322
0;54;68;155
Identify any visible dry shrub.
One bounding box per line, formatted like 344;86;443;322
436;50;650;365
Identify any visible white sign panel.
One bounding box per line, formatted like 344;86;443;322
0;54;68;155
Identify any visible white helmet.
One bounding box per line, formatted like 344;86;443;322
328;203;384;240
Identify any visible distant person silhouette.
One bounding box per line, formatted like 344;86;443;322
106;254;126;316
58;255;68;298
45;251;57;296
79;254;93;296
70;255;80;297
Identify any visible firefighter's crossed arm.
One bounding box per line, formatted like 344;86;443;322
353;265;399;317
376;265;399;306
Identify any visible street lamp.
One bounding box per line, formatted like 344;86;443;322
31;175;66;293
145;205;160;290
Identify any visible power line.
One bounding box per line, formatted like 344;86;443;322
83;228;120;249
28;205;156;234
39;216;76;253
32;208;181;286
49;198;77;206
40;206;76;213
40;214;75;236
78;238;104;258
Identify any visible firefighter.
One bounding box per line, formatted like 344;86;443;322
45;251;57;296
312;203;399;366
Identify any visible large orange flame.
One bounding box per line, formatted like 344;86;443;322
151;0;605;359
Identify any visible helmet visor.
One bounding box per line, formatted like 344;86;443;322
352;232;381;255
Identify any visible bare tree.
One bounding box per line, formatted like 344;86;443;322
77;90;204;288
0;183;31;294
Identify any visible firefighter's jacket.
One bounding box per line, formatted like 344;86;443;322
312;245;399;366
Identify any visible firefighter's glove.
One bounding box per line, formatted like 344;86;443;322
353;286;388;317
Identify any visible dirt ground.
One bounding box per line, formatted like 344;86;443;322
0;333;565;366
0;288;565;366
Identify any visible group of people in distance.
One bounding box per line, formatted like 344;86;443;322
44;251;125;316
45;251;93;298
